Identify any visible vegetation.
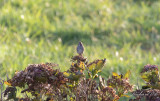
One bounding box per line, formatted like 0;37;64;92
0;0;160;100
130;64;160;101
2;42;134;101
2;42;160;101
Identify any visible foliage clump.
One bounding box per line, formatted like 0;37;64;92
3;42;134;101
107;71;133;97
4;63;68;100
130;64;160;101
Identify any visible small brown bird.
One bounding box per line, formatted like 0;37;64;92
77;41;84;55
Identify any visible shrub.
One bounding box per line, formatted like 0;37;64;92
3;42;134;101
130;64;160;101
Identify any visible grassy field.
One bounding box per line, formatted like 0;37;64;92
0;0;160;100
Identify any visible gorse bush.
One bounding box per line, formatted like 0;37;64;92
1;42;160;101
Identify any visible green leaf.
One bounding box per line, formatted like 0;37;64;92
87;59;106;78
124;70;131;79
63;72;70;77
112;72;119;77
64;71;83;81
121;94;130;97
112;72;122;79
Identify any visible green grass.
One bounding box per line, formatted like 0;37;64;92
0;0;160;100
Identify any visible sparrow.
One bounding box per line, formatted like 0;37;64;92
77;41;84;55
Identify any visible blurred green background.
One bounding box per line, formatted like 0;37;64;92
0;0;160;100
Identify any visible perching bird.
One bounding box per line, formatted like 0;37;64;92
77;41;84;55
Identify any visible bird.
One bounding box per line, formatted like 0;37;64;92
76;41;84;55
